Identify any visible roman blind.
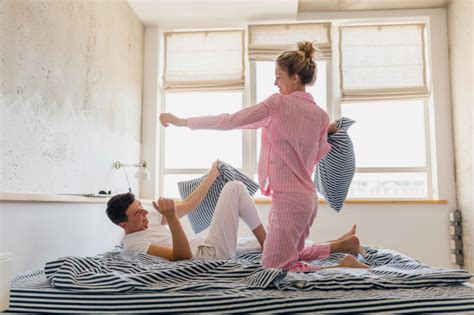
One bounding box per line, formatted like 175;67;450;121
248;23;332;61
339;24;429;101
163;30;245;91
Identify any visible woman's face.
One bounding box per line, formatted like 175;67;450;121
274;64;299;95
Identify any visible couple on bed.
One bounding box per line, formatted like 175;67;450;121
106;160;369;271
106;40;369;271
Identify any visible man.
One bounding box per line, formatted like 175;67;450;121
106;162;266;261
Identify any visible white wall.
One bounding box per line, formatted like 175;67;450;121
140;26;160;199
0;201;123;274
447;0;473;275
0;0;144;195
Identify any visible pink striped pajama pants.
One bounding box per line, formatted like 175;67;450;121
261;191;330;272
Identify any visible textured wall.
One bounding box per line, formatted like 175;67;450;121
447;0;473;275
0;0;144;194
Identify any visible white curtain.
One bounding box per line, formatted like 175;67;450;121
163;30;245;91
248;23;332;61
339;24;429;101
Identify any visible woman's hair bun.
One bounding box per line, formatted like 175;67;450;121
297;41;316;59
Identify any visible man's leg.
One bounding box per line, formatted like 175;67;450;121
205;181;264;259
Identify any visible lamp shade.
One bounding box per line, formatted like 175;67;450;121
134;167;151;181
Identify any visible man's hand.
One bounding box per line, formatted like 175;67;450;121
153;198;177;219
160;113;187;127
210;160;220;178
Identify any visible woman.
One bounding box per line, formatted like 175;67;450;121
160;41;362;272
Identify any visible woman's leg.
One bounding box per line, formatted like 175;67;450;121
322;255;369;269
299;235;363;261
262;192;316;269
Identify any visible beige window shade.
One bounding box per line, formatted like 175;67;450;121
163;30;245;91
340;24;429;101
248;23;332;61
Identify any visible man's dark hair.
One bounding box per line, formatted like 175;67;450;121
106;192;135;225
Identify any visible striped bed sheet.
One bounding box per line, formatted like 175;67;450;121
8;248;474;313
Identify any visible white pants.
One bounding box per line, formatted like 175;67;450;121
195;181;262;260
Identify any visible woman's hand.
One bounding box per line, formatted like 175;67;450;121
153;198;177;219
328;122;339;135
160;113;188;127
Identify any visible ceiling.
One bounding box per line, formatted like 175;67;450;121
128;0;450;27
127;0;298;28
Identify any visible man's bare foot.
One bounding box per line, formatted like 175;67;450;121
339;255;369;269
337;224;357;241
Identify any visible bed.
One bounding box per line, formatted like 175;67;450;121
7;247;474;313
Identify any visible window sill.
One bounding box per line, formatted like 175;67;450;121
254;198;448;205
0;192;447;206
0;192;111;203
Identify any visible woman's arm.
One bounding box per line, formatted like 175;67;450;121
160;94;280;131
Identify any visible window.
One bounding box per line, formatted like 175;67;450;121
160;30;245;198
341;100;430;198
339;23;432;199
159;21;435;200
161;91;243;198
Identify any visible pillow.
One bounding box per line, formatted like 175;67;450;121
314;117;356;212
178;161;260;234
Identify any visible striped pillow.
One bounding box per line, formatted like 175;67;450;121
178;161;260;234
314;117;356;212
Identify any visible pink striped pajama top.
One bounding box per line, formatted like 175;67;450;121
188;91;331;197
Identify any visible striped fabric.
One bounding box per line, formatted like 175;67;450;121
41;247;471;293
8;248;474;313
8;282;474;313
314;117;356;212
178;161;259;234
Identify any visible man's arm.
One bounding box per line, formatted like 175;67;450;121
161;161;220;224
148;198;192;261
146;244;176;261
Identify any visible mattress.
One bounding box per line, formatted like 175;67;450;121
7;248;474;313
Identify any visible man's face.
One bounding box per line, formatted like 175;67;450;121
120;200;149;233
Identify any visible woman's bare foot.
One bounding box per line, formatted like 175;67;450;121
331;235;361;256
337;224;357;241
339;255;369;269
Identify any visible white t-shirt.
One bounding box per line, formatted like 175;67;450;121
122;210;206;257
